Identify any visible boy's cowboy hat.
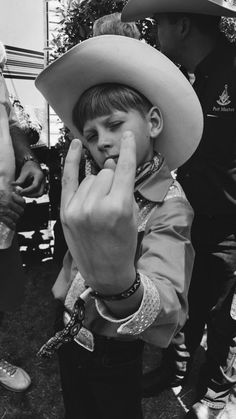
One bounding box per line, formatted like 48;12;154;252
122;0;236;21
35;35;203;170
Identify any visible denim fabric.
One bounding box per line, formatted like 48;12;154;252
184;215;236;407
55;302;144;419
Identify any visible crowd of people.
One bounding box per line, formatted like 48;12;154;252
1;1;236;419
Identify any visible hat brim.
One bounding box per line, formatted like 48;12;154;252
122;0;236;21
35;35;203;170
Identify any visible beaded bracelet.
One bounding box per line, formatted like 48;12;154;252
90;271;141;301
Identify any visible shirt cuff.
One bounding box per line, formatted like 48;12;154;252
65;270;85;311
95;272;161;335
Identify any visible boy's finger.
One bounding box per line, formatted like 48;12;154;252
86;168;114;202
61;139;82;208
110;131;136;203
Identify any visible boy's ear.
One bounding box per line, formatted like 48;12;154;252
148;106;163;139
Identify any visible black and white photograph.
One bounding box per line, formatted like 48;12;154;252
0;1;236;418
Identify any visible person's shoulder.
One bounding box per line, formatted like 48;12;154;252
145;180;194;232
164;180;187;201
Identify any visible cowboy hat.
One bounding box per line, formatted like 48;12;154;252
121;0;236;21
35;35;203;170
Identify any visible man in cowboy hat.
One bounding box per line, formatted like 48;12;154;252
122;1;236;418
35;35;202;418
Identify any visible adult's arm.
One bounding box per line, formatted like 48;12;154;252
3;76;45;197
10;124;45;197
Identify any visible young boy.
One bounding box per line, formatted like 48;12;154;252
35;35;203;419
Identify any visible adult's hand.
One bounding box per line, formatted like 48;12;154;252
13;160;45;198
0;188;25;230
61;132;138;295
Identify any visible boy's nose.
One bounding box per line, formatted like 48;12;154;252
97;135;113;151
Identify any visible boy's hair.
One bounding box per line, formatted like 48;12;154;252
93;12;140;39
159;13;221;37
72;83;153;133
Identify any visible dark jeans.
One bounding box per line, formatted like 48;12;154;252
55;302;144;419
174;215;236;407
0;235;26;311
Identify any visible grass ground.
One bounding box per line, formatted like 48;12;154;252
0;262;63;419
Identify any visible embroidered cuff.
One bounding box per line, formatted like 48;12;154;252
65;271;86;311
96;272;161;335
95;300;133;324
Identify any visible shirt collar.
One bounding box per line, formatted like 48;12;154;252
135;159;173;203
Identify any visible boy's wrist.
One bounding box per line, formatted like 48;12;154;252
98;282;144;319
90;271;141;301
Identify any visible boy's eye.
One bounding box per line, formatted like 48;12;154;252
109;121;123;130
85;133;97;143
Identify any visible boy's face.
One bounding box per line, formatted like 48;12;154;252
82;108;161;169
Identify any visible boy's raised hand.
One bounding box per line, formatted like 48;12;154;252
61;132;138;295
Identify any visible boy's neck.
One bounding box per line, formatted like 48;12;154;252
135;152;163;185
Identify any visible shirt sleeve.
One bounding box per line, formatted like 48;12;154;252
136;195;195;347
52;250;78;301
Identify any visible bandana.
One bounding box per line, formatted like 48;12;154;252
84;148;163;189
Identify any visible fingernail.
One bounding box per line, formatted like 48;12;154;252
71;139;81;149
104;158;116;171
